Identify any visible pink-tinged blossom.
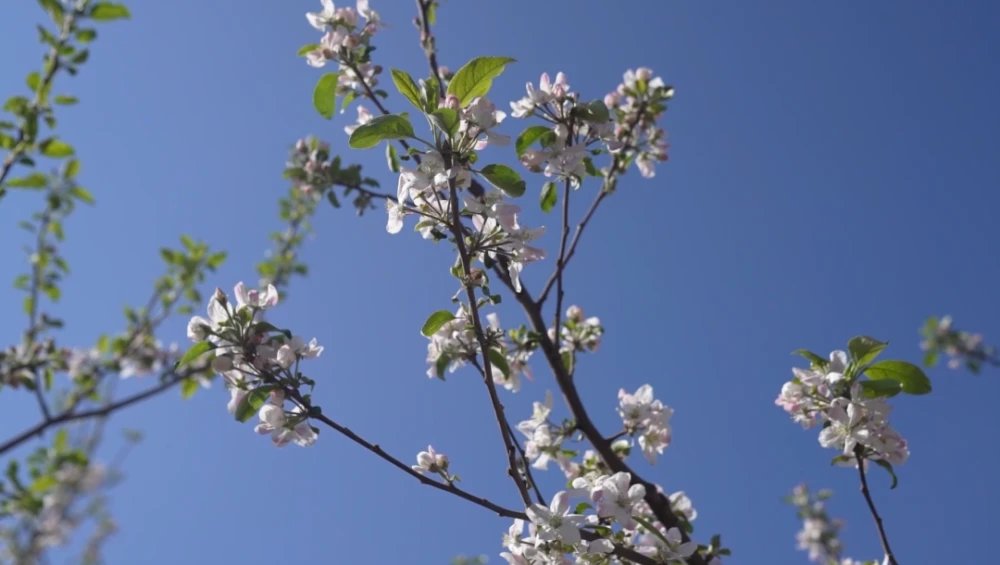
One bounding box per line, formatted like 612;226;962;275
525;491;586;546
591;472;646;529
463;97;510;149
234;281;279;310
509;72;572;118
255;402;317;448
344;105;373;136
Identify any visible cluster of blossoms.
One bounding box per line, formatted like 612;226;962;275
616;385;674;465
920;315;997;372
304;0;384;97
186;282;324;448
551;306;603;354
501;477;708;565
787;484;878;565
467;190;546;293
32;463;108;550
775;351;909;467
0;340;60;390
604;68;674;179
287;136;334;195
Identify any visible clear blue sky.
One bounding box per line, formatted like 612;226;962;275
2;0;999;563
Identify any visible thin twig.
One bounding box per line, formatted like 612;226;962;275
26;205;54;421
856;453;899;565
0;372;187;457
551;176;572;348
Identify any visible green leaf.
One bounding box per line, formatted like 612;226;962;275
574;502;592;514
349;114;415;149
385;143;400;172
90;2;131;21
422;310;455;337
253;321;292;339
539;181;557;212
297;43;320;56
64;159;81;179
848;335;888;367
446;56;516;107
792;349;828;370
858;379;902;399
54;95;78;105
75;28;97;43
576;100;610;123
29;475;57;494
562;351;575;374
54;429;68;452
422;77;440;112
26;72;41;92
865;360;932;395
922;349;938;368
340;90;358;114
70;186;95;204
5;173;48;188
434;354;450;380
235;386;277;423
480;164;526;197
429;108;459;136
176;341;214;368
40;138;74;158
390;69;424;111
515;125;553;158
872;459;899;489
487;349;510;378
313;72;339;119
180;378;199;399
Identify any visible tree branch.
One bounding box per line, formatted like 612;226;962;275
856;453;899;565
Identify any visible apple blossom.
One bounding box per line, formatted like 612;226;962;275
412;445;450;476
591;472;646;529
344;105;373;136
525;491;586;546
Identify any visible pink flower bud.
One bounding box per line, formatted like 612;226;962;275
212;287;227;305
304;161;318;173
636;67;653;81
295;139;307;151
444;94;461;110
438;65;451;78
566;305;584;323
604;92;619;108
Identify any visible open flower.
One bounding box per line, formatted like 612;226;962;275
525;491;586;545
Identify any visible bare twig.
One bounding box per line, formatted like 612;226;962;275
856;453;899;565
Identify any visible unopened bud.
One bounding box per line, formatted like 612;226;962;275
604;92;619;108
566;305;584;323
438;65;451;79
469;268;486;286
295;139;307;152
444;94;461;110
212;287;227;306
372;65;383;75
635;67;653;81
270;389;285;404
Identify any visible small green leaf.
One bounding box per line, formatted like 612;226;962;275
480;164;526;197
29;475;57;494
792;349;829;370
848;335;888;367
349;114;415;149
26;72;41;91
53;95;78;105
253;321;292;339
180;378;199;399
340;90;358;114
313;72;339;119
70;186;95;204
562;351;575;374
872;459;899;489
422;77;440;112
385;143;400;172
487;349;509;378
90;2;131;21
177;341;214;368
390;69;424;111
40;138;74;158
515;125;553;158
539;181;557;212
64;159;81;179
922;349;938;368
429;108;459;136
54;429;68;452
422;310;456;337
574;502;592;514
5;173;48;188
446;56;516;107
865;360;932;395
297;43;320;56
235;386;277;423
435;354;450;380
830;454;852;466
75;29;97;43
576;99;610;123
858;379;902;399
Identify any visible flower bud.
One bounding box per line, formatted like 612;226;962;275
604;92;619;108
270;389;285;404
468;268;486;286
635;67;653;81
295;139;307;152
438;65;451;79
566;305;584;323
444;94;461;110
212;287;228;306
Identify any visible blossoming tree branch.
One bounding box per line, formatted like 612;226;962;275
0;1;995;564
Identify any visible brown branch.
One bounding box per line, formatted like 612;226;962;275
551;176;572;348
856;453;900;565
415;0;446;97
310;412;522;518
0;372;187;457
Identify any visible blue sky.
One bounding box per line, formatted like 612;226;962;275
2;0;999;563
